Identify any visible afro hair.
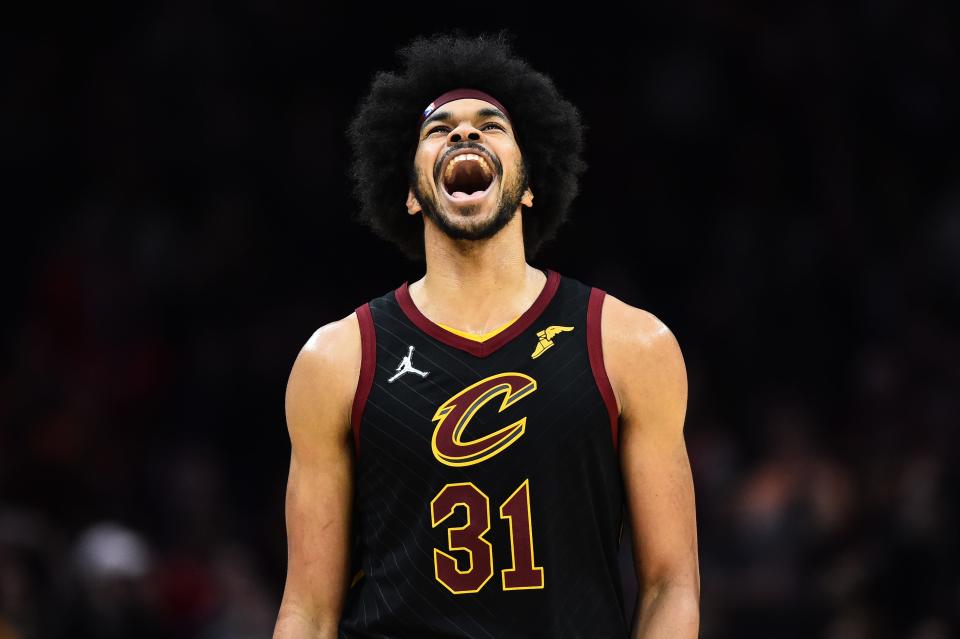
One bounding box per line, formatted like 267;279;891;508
345;28;589;262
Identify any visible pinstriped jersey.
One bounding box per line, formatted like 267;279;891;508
339;268;628;639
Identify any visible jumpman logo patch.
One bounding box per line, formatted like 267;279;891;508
388;345;431;383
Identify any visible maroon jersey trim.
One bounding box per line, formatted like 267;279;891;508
351;303;377;460
394;268;561;358
587;287;619;452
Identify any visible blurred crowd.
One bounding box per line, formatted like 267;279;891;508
3;2;958;638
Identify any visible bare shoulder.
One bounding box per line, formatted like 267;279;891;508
285;310;362;445
600;292;688;430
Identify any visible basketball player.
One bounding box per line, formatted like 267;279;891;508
274;30;699;639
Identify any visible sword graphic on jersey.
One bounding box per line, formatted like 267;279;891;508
388;345;430;383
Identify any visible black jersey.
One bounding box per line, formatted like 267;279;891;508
339;267;628;639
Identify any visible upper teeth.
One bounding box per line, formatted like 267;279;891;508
445;153;492;179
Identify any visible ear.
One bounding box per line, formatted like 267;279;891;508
406;188;422;215
521;186;534;208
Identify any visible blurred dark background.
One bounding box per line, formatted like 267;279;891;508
3;2;959;638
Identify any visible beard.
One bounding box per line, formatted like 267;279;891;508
412;155;529;243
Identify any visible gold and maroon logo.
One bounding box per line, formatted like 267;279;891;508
431;372;537;467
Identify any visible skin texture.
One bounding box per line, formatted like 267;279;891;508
274;98;699;638
602;295;701;638
273;316;360;639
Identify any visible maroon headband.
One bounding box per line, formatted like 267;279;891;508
418;88;512;129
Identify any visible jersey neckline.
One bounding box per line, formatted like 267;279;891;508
394;268;561;358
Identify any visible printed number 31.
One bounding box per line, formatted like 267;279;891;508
430;478;545;594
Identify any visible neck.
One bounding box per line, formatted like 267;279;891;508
409;212;546;334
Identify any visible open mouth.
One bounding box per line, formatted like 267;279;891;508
441;153;496;202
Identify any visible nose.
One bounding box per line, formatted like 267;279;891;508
448;122;481;143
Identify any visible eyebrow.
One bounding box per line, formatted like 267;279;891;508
421;107;508;131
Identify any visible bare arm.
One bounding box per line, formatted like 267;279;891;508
274;314;361;639
603;294;700;639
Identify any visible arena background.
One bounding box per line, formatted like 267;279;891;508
3;3;959;638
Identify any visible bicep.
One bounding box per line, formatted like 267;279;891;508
279;318;359;625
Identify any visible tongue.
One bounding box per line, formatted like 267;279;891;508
451;190;484;199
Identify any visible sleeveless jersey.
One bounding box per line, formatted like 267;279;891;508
339;268;628;639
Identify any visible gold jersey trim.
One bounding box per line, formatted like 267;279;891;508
435;314;521;342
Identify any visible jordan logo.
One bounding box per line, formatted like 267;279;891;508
530;325;575;359
388;345;431;383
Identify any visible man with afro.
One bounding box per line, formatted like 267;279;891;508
275;29;699;639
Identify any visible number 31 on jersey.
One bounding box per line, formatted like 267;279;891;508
431;478;544;595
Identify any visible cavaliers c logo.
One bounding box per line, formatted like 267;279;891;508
431;372;537;467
